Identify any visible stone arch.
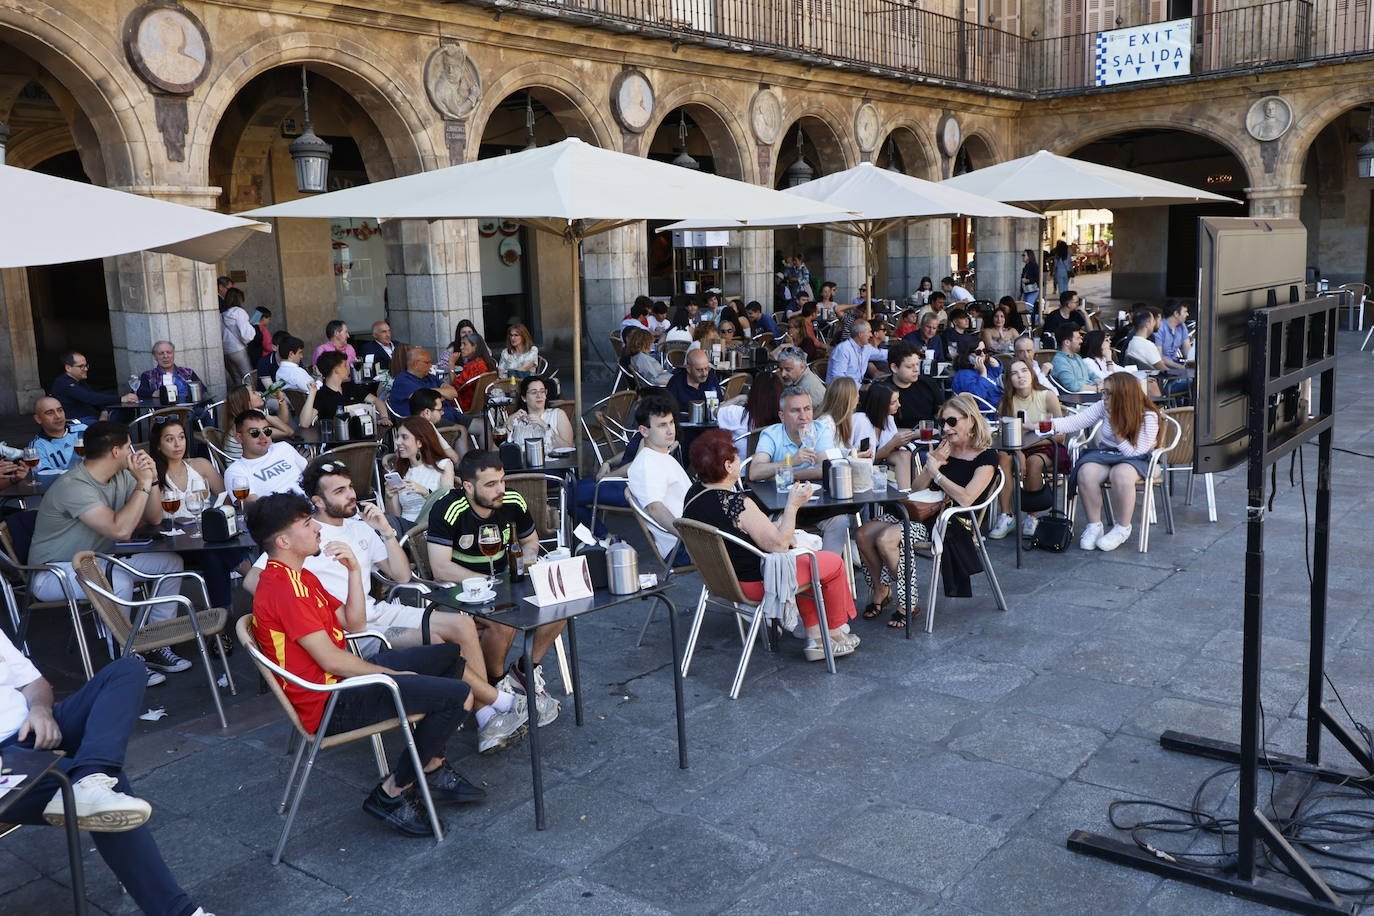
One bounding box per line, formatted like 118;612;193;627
5;123;76;171
773;108;854;184
191;32;440;179
640;86;751;182
471;61;617;156
958;131;1000;171
1282;88;1374;188
0;2;149;184
877;122;939;181
1052;118;1258;189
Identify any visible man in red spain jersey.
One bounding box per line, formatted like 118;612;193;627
248;492;480;837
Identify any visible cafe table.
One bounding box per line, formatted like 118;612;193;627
112;524;257;556
989;426;1061;569
0;472;52;508
0;748;86;915
749;478;923;640
425;578;684;830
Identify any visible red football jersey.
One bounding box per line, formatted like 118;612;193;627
252;560;344;734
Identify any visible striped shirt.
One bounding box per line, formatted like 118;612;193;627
426;489;536;574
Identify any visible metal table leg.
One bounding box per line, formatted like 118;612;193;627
567;618;584;727
522;631;546;830
1013;451;1024;569
52;769;87;916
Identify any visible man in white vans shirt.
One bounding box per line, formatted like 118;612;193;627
242;461;529;754
626;394;691;567
224;409;307;503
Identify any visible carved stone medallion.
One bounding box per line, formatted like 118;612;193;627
1245;96;1292;142
750;88;782;145
123;2;211;95
610;70;655;133
855;103;880;152
425;44;481;121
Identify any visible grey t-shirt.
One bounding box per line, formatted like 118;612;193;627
29;464;138;565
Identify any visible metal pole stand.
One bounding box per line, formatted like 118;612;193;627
1069;295;1371;915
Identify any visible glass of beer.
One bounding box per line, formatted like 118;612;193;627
478;523;503;589
74;437;85;457
20;447;39;470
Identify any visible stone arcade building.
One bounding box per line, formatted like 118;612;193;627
0;0;1370;410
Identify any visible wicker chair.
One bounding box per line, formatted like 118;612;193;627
721;372;750;401
672;518;831;698
808;357;829;381
283;388;308;416
236;616;440;864
0;512;96;678
131;406;194;446
313;442;381;501
72;551;235;727
1160;406;1216;523
503;472;567;549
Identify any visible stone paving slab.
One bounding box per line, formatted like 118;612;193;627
13;337;1374;914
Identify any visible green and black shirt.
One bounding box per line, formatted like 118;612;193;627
425;488;536;573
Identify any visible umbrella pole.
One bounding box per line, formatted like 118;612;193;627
569;234;583;470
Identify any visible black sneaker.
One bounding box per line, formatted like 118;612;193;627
424;763;486;804
361;784;437;837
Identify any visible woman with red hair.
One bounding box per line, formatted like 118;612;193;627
681;429;859;662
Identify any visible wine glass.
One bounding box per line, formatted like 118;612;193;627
160;491;181;535
20;447;39;471
488;408;509;448
228;475;250;526
184;489;206;538
478;523;503;591
127;375;140;395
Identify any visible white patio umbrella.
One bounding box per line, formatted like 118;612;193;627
662;161;1041;312
243;137;858;451
0;164;269;268
939;149;1241;212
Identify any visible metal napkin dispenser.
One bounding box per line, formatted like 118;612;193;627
822;458;853;500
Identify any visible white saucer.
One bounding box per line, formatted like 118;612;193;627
549;447;576;457
454;589;497;604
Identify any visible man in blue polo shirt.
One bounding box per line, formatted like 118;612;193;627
746;388;847;555
389;348;462;423
1152;300;1192;364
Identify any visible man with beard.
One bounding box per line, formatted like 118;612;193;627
427;452;561;729
243;460;528;754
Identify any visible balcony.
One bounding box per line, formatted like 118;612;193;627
454;0;1373;95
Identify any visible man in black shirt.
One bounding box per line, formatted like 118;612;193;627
886;342;943;428
51;351;138;424
939;308;978;357
425;451;562;726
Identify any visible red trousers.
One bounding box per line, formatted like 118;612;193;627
740;549;856;630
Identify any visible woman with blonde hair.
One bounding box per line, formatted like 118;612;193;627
814;376;859;452
498;323;540;379
988;358;1065;539
856;394;997;626
1036;371;1162;552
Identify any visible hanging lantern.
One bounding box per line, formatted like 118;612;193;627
1359;109;1374;180
288;66;332;193
784;131;813;187
523;91;538;152
672;111;700;170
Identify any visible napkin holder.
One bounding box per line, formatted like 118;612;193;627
200;505;239;542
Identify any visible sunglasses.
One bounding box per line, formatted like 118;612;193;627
244;427;273;439
316;461;346;474
940;416;960;427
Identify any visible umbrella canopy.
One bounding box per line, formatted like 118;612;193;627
662;161;1041;308
0;164;269;268
243;137;859;459
939;150;1241;213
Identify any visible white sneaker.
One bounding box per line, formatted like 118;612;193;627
498;669;559;728
1079;522;1104;550
1096;524;1133;552
477;694;530;755
1022;514;1039;537
43;773;151;832
987;514;1015;539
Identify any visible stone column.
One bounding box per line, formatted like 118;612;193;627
104;186;227;394
972;216;1017;302
0;270;45;414
736;229;774;306
884;220;949;300
384;218;482;356
1246;184;1306;219
823;231;864;298
583;222;646;378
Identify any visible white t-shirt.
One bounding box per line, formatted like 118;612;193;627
252;516;388;609
665;328;692;343
275;360;314;392
0;628;42;743
1126;335;1164;368
850;412;898;453
398;458;452;522
627;447;690;558
226;442;308;498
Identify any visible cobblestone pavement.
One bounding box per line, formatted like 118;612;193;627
6;332;1374;915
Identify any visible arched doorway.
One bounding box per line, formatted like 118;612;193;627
644;104;745;300
209;66;406;355
1297;106;1372;287
774;117;850;303
1066;128;1248;298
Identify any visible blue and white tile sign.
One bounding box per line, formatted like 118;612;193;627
1094;18;1192;87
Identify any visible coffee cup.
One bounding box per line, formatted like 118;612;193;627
461;577;488;598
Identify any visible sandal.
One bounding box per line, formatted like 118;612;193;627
862;594;890;619
887;607;920;629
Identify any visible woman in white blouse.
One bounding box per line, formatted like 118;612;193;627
507;375;574;450
385;417;455;525
497;323;540;379
219;288;255;383
856;382;917;488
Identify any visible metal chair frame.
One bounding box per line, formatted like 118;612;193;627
625;488;694;648
1096;415;1183;553
235;616;442;864
0;539;96;679
915;468;1009;633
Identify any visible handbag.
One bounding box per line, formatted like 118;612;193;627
1030;440;1072;551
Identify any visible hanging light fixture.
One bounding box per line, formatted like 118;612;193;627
672;110;700;170
288;66;332;194
783;130;814;187
0;121;10;167
1358;108;1374;180
882;137;904;174
523;91;538;151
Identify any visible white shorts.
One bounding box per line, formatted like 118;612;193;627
367;599;427;634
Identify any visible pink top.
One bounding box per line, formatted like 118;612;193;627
311;342;357;366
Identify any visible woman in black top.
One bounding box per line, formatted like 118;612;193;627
682;429;859;663
299;350;389;427
1020;248;1041;308
856;393;998;627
